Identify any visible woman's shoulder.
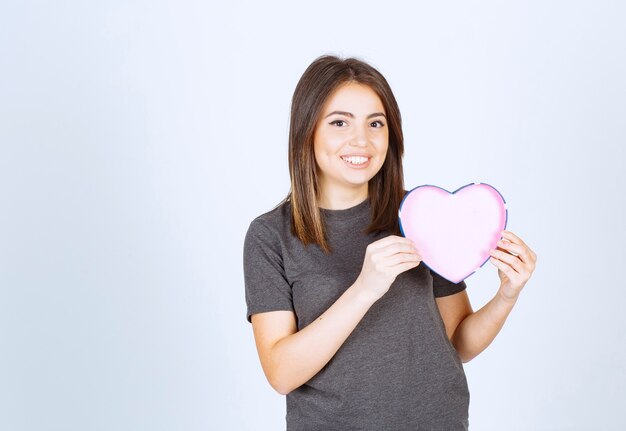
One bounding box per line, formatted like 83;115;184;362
247;196;291;237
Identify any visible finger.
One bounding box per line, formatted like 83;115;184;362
392;260;422;273
380;241;420;257
388;252;422;267
489;256;519;280
496;240;521;255
496;240;534;265
489;248;523;273
501;230;527;248
370;235;416;250
498;239;537;264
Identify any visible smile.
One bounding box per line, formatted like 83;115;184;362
340;155;371;168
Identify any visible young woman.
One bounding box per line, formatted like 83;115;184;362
243;55;537;430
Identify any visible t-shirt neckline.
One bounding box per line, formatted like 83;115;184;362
319;197;370;221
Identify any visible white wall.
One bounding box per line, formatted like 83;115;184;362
1;1;624;430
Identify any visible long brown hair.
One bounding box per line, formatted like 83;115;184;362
277;54;405;254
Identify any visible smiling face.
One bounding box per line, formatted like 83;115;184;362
313;82;389;208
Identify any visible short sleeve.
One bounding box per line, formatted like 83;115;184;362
243;218;295;323
430;268;467;298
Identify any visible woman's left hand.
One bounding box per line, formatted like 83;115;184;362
489;230;537;302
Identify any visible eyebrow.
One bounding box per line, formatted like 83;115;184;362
324;110;386;119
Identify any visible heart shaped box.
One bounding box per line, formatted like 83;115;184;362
398;183;508;283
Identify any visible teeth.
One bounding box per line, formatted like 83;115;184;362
342;156;368;165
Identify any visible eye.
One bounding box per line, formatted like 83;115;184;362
330;120;346;127
371;120;385;128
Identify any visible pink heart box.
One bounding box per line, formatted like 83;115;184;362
398;183;508;283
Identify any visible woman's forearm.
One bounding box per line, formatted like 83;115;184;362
451;285;518;363
269;280;376;395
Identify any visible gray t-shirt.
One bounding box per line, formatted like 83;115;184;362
243;195;470;430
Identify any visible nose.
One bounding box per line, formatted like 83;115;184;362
350;124;368;147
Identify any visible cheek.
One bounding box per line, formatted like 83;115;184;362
370;129;388;145
376;153;387;169
376;143;389;166
315;136;342;156
313;143;337;170
376;137;389;156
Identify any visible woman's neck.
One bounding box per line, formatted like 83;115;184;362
317;186;368;210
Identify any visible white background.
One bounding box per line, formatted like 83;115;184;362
1;1;625;430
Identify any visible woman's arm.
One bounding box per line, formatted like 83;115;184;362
436;289;518;362
436;230;537;363
251;235;420;395
252;281;376;395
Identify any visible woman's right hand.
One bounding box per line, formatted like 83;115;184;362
354;235;422;303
